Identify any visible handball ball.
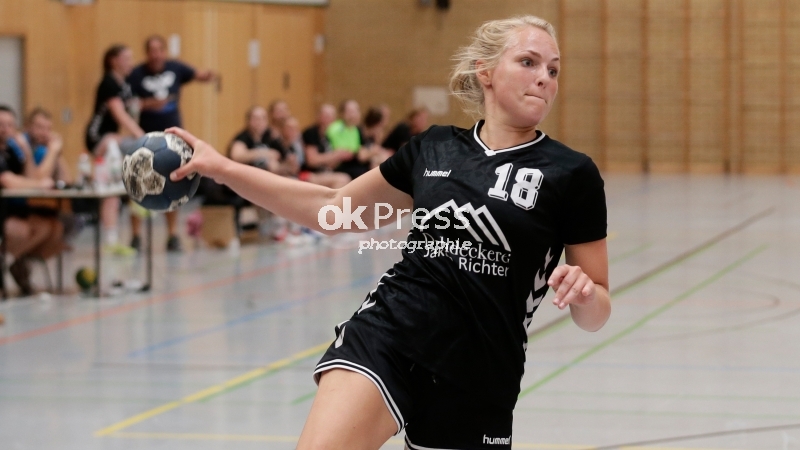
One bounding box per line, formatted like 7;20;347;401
121;132;201;211
75;266;96;291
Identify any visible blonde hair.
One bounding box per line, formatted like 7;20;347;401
449;16;557;118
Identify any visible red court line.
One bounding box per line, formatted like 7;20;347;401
0;245;351;348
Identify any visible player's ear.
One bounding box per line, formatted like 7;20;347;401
475;60;492;87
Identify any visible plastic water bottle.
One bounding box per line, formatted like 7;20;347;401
93;156;110;192
77;153;93;189
105;141;123;188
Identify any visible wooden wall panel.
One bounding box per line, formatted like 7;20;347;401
688;0;725;171
0;0;319;168
254;5;316;127
559;0;602;162
324;0;562;134
784;0;800;172
215;7;257;151
605;0;644;171
320;0;795;174
646;0;687;172
3;0;799;174
741;0;782;172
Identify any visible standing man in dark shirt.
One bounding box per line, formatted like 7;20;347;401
126;35;216;252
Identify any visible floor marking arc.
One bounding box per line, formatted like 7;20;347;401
526;207;774;342
518;244;768;399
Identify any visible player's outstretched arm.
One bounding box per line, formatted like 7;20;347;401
548;239;611;332
167;127;412;235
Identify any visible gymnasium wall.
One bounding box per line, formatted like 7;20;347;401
324;0;800;174
0;0;323;167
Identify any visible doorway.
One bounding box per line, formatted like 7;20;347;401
0;36;23;116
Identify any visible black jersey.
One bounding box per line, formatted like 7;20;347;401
85;73;134;151
354;120;606;410
228;129;284;158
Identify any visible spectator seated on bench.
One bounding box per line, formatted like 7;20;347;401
0;105;64;296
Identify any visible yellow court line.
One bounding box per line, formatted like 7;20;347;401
105;432;740;450
619;448;745;450
111;432;299;442
513;444;594;449
93;342;331;437
109;432;406;446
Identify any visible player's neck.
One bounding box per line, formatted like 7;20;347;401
249;128;265;140
109;70;125;85
479;119;539;151
147;62;165;73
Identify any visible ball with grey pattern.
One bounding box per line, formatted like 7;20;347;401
121;132;201;211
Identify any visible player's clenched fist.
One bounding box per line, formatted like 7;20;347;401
547;264;596;310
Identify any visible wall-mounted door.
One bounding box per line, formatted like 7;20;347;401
0;36;23;116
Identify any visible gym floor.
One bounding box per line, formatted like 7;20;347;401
1;174;799;450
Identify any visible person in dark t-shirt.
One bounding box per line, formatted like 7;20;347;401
85;44;144;249
300;104;353;188
85;45;144;155
274;116;348;189
382;107;430;152
0;105;63;296
167;15;609;450
126;35;216;252
360;106;394;167
229;106;284;173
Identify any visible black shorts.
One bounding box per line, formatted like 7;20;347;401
314;319;513;450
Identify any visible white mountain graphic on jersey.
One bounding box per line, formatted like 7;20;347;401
419;200;511;251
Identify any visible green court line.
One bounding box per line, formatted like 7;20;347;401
290;390;319;405
531;390;800;403
527;207;775;344
196;349;327;403
514;405;800;421
518;244;769;399
528;241;714;344
608;242;653;264
526;240;712;345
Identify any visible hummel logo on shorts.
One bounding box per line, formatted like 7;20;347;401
483;434;511;445
424;168;451;177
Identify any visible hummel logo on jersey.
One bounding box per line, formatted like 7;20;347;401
483;435;511;445
424;168;451;177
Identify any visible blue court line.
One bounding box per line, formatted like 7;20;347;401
127;274;376;358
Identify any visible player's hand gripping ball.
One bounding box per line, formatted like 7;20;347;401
121;132;201;211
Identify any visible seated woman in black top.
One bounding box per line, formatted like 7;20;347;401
0;105;63;296
382;107;430;153
228;106;284;173
273;116;349;189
